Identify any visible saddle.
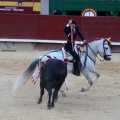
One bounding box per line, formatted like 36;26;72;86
62;43;85;62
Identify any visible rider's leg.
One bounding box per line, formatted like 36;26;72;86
73;62;80;76
66;42;81;76
71;53;81;76
72;51;82;76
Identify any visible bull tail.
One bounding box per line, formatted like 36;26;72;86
12;57;41;92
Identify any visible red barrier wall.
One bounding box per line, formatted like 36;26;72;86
81;17;120;42
0;14;120;42
38;15;81;40
0;14;38;39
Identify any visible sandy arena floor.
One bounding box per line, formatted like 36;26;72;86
0;50;120;120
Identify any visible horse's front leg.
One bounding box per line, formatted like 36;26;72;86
91;68;100;83
81;69;94;92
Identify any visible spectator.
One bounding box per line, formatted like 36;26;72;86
53;10;62;15
106;11;113;16
109;11;113;16
18;1;22;6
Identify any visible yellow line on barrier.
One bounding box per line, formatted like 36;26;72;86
33;2;40;11
0;2;40;11
0;2;18;6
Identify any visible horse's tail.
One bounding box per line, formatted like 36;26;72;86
12;57;41;92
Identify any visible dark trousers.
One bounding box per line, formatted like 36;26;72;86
66;41;80;62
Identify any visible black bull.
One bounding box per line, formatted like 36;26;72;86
37;59;67;109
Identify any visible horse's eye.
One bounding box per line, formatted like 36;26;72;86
105;48;108;50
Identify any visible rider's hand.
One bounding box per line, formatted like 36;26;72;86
83;40;87;43
69;19;72;24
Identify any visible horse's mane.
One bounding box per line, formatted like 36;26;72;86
87;37;102;43
87;37;112;46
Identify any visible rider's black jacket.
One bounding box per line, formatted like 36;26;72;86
63;24;85;63
63;24;85;42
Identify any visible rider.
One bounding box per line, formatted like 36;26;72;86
64;19;86;76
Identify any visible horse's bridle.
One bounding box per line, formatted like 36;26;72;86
100;39;111;60
85;39;111;64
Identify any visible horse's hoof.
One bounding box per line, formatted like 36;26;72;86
37;100;42;104
97;74;100;78
81;88;85;92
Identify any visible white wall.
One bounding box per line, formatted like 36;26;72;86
40;0;49;15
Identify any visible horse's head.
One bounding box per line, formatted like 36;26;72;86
98;37;112;61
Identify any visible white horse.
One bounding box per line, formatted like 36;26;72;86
13;38;112;93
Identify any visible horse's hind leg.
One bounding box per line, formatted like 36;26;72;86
37;81;45;104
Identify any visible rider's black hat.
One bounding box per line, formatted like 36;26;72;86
72;20;76;25
69;19;76;25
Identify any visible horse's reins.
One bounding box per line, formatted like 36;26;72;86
84;40;108;63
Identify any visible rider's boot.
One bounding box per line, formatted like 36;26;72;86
78;61;82;76
73;62;80;76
